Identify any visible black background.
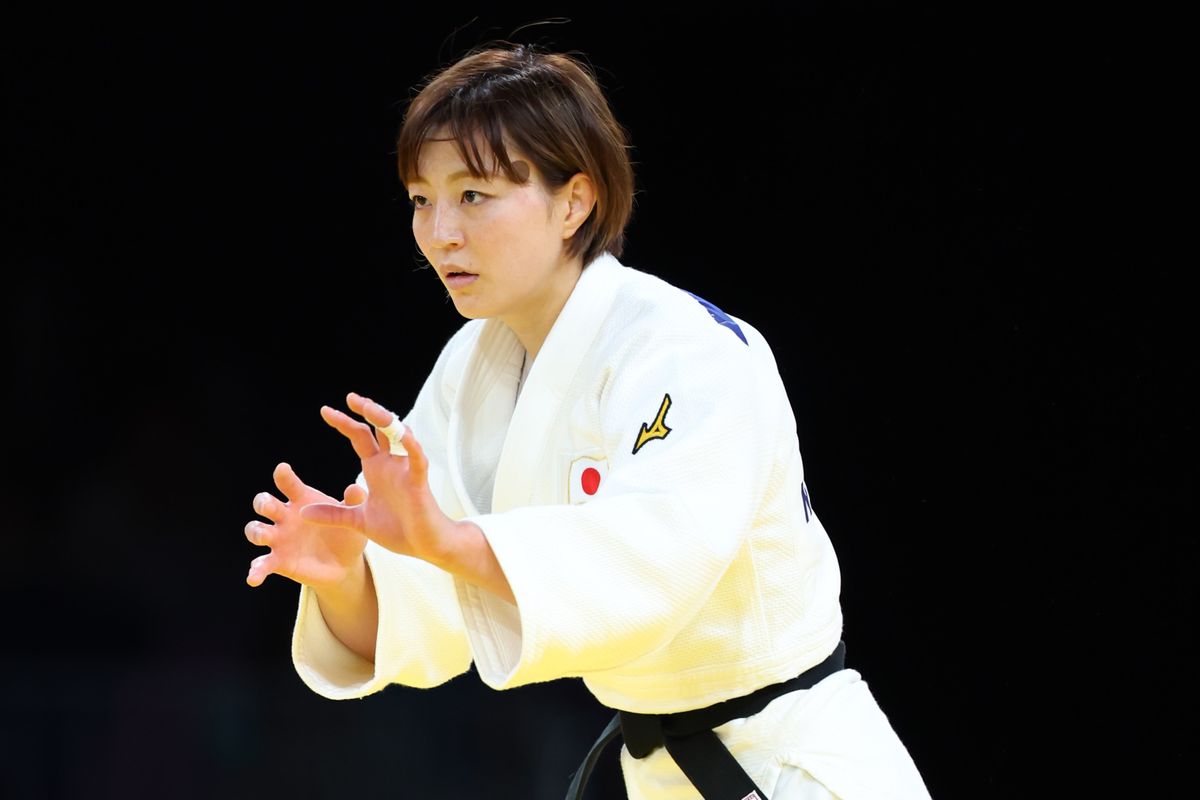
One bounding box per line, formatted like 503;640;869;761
3;3;1190;799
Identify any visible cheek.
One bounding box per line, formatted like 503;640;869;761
473;213;530;252
489;201;558;249
411;217;429;250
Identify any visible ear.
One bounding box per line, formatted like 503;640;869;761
559;172;597;240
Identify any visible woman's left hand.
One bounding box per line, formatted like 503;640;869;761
300;392;460;568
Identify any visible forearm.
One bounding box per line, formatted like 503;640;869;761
312;555;379;663
436;521;516;605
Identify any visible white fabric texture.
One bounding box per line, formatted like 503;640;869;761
290;253;930;798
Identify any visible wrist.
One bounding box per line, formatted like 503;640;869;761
313;552;369;600
426;519;474;573
436;520;514;604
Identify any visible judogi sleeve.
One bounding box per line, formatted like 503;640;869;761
290;327;476;699
460;318;791;689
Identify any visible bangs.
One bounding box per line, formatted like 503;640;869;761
396;99;528;187
393;43;635;265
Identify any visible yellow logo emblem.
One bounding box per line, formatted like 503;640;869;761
633;393;672;454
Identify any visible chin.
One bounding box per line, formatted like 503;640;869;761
449;298;490;321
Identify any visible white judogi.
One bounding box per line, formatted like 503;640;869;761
291;254;930;799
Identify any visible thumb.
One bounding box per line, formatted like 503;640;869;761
343;483;367;505
300;502;365;531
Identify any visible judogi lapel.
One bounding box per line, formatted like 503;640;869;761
446;254;624;517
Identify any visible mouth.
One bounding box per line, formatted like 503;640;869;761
443;270;478;290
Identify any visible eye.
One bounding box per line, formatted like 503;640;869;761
409;195;428;209
462;190;485;204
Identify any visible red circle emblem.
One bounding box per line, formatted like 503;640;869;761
581;467;601;495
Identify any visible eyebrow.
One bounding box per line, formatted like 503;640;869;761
408;169;486;186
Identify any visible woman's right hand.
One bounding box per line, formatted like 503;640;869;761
244;462;368;590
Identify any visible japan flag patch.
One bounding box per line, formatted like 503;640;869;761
568;455;609;504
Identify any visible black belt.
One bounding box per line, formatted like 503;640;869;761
565;640;846;800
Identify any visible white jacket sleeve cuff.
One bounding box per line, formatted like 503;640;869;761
291;541;474;699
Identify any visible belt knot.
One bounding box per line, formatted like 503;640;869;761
619;711;663;758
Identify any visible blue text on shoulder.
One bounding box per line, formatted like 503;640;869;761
685;291;748;345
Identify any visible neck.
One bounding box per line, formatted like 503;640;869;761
504;257;584;362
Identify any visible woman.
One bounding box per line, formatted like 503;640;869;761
244;43;932;800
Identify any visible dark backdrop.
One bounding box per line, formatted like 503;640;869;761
3;4;1189;799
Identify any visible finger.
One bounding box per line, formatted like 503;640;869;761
358;402;408;457
245;520;273;547
347;393;399;444
253;491;286;522
343;483;367;505
273;462;305;503
247;553;275;587
300;501;366;531
347;392;369;415
365;403;408;455
397;424;428;482
320;405;380;460
360;400;396;429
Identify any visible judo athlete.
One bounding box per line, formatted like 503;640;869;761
244;43;933;800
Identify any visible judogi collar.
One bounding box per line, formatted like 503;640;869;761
445;253;624;517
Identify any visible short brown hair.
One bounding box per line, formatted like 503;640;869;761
396;43;635;267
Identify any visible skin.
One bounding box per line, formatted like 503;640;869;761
407;135;597;360
244;133;597;660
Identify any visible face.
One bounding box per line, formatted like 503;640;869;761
406;136;584;343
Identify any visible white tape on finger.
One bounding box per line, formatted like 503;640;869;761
378;415;408;456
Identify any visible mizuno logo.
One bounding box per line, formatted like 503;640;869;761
633;393;672;454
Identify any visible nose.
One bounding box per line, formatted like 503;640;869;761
426;202;464;250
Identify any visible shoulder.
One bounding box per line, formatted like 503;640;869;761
602;257;764;361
